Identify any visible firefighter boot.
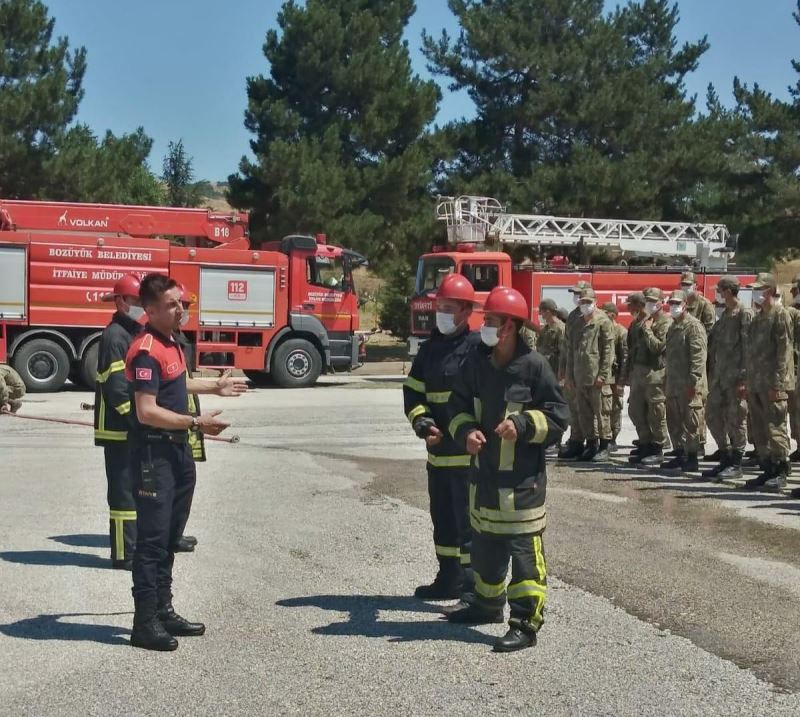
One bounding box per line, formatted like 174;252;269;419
493;621;538;653
702;451;730;480
174;535;197;553
660;449;685;472
717;451;743;482
592;440;611;463
415;560;463;600
131;596;178;652
742;461;772;490
579;440;599;462
447;603;504;625
559;440;585;461
764;461;789;493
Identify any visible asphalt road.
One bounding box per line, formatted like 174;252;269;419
1;377;800;716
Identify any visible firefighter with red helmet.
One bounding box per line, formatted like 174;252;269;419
446;287;568;652
403;273;482;600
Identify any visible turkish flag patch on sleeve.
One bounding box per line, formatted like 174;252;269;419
136;367;153;381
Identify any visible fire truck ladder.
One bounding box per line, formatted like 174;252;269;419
436;196;734;270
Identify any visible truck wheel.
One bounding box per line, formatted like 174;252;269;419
13;338;71;393
243;370;272;387
79;342;99;388
271;339;322;388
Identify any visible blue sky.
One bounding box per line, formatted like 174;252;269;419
44;0;800;182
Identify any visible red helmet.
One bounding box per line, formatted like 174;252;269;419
436;274;478;304
483;287;529;321
101;274;140;302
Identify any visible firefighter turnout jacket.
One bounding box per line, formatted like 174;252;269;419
403;327;482;469
94;311;143;444
447;342;569;536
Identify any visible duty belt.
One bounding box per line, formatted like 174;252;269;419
137;429;188;445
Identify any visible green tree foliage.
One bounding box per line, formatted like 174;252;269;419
227;0;440;270
423;0;710;221
162;139;201;208
0;0;86;198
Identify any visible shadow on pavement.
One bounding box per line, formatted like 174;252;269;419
0;612;131;645
0;550;111;570
49;534;108;549
276;594;496;646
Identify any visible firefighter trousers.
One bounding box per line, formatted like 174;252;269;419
131;440;196;603
472;531;547;632
104;444;136;563
427;463;471;573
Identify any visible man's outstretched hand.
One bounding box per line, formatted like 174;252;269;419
216;369;248;397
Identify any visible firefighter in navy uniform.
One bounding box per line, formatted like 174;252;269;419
446;287;569;653
403;274;481;600
94;275;146;569
126;274;246;651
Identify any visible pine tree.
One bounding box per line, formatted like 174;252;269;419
227;0;440;270
162;140;201;208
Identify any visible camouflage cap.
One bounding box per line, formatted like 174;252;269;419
643;287;664;302
626;291;645;306
569;280;591;293
539;298;557;312
714;275;739;292
578;287;596;301
749;272;777;290
680;271;696;286
602;302;618;315
667;289;687;304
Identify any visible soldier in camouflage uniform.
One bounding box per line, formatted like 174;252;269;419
680;271;715;334
558;280;591;460
661;291;707;474
602;302;628;449
565;288;614;462
536;299;565;378
0;363;25;413
743;273;793;491
786;277;800;463
626;287;672;466
702;277;752;482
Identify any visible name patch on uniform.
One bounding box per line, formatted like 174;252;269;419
136;368;153;381
166;362;179;375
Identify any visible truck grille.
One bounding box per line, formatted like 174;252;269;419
413;310;435;333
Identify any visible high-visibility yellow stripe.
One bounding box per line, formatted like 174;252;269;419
434;545;461;558
110;510;137;519
407;404;430;423
499;401;523;471
97;360;126;383
427;453;471;468
94;429;127;441
470;511;547;535
426;391;451;404
534;534;547;580
527;410;549;444
404;376;426;393
473;397;482;422
475;573;506;599
507;580;547;601
498;488;515;513
471;501;546;524
449;412;477;439
115;401;131;416
460;553;471;566
113;518;124;561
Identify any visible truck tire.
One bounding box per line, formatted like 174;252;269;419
13;338;71;393
79;342;99;388
243;370;272;387
270;338;322;389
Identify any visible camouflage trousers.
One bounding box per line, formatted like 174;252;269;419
706;385;748;453
563;383;584;443
666;394;704;454
610;385;623;441
576;385;612;441
790;390;800;444
748;390;790;461
0;364;26;408
628;370;668;448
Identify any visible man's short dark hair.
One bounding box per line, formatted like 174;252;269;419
140;273;178;308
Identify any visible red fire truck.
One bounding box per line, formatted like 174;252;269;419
0;200;366;391
409;196;755;355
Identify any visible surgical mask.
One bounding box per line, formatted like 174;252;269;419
127;305;145;321
714;291;723;304
480;324;500;347
435;311;458;335
684;285;696;297
715;306;725;320
753;290;766;306
645;302;659;316
579;302;595;316
572;294;581;306
669;304;685;319
180;312;190;327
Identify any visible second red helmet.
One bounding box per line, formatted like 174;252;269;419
101;274;140;302
483;287;530;322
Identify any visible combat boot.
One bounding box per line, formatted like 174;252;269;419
447;603;504;625
131;596;178;651
742;449;760;468
717;451;743;482
559;440;585;461
629;443;653;464
174;535;197;553
764;461;790;492
415;562;463;600
639;446;665;467
157;604;205;637
493;623;538;653
660;449;685;471
683;453;699;473
579;440;599;462
702;451;730;479
592;440;611;463
742;460;771;490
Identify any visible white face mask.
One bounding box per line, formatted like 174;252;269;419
684;285;696;297
645;302;659;316
480;324;500;347
669;304;685;319
127;305;145;321
572;294;581;306
435;311;458;335
579;302;595;316
714;291;723;304
180;312;190;327
753;290;766;306
715;306;725;320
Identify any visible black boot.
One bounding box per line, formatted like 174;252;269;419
415;562;463;600
660;449;685;471
683;453;699;473
112;559;133;571
579;440;599;462
131;596;178;651
742;450;761;468
639;445;665;467
447;603;504;625
592;439;611;462
493;624;538;653
742;460;771;490
174;536;196;553
559;440;585;461
789;486;800;498
764;461;789;492
702;451;730;479
717;451;743;482
157;603;206;637
629;443;652;464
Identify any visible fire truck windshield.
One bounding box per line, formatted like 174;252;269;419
309;255;349;290
415;257;455;295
